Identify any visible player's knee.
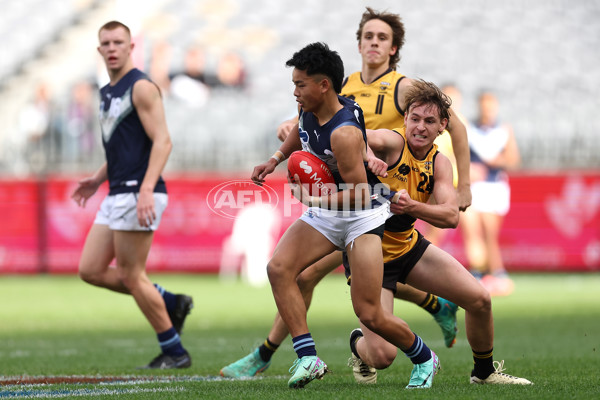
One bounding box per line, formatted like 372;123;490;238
368;346;396;369
78;265;102;286
266;259;285;283
354;306;384;332
468;286;492;314
78;269;94;285
116;272;140;293
479;290;492;312
297;271;318;295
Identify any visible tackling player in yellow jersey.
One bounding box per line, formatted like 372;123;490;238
350;79;531;386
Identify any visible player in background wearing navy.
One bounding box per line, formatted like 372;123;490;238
353;79;531;385
71;21;192;369
250;42;439;389
221;7;466;382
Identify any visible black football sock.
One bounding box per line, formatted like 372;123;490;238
419;293;441;315
472;348;495;379
258;338;280;362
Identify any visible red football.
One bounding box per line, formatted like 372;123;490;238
287;151;336;196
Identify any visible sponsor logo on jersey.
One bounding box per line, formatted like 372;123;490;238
379;81;390;92
397;164;411;175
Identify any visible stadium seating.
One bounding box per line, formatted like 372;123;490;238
0;0;598;173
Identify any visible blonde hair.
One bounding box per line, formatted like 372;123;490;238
98;21;131;38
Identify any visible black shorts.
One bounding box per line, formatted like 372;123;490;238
343;230;431;294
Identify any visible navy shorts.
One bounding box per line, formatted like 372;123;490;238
343;230;431;293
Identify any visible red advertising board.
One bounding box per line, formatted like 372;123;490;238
427;174;600;271
0;172;598;273
0;180;41;272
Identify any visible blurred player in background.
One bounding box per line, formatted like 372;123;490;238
222;7;470;383
460;90;520;296
353;79;531;386
71;21;192;369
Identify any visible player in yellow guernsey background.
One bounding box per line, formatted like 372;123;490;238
338;8;470;208
340;68;406;131
351;79;531;386
221;7;470;381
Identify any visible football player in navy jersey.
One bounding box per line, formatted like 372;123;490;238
71;21;192;369
222;7;462;383
250;42;438;389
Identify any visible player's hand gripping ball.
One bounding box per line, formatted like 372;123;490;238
287;151;336;196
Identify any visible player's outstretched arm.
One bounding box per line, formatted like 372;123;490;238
366;128;404;167
365;144;388;178
252;122;302;185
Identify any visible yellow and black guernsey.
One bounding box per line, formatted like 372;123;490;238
379;129;439;263
341;69;406;130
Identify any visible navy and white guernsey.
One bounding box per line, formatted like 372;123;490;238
99;68;166;195
468;121;510;183
298;95;388;208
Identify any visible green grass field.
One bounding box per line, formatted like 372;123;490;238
0;273;598;399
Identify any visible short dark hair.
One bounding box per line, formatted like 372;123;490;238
285;42;344;93
405;79;452;122
356;7;406;69
98;20;131;38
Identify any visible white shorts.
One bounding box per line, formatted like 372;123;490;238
470;180;510;216
94;192;168;231
300;204;391;250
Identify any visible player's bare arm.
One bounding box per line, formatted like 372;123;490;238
277;122;303;163
276;116;299;142
365;143;389;178
251;122;302;185
395;76;414;112
330;125;370;209
133;79;173;227
446;109;472;210
391;153;458;228
366;128;404;166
